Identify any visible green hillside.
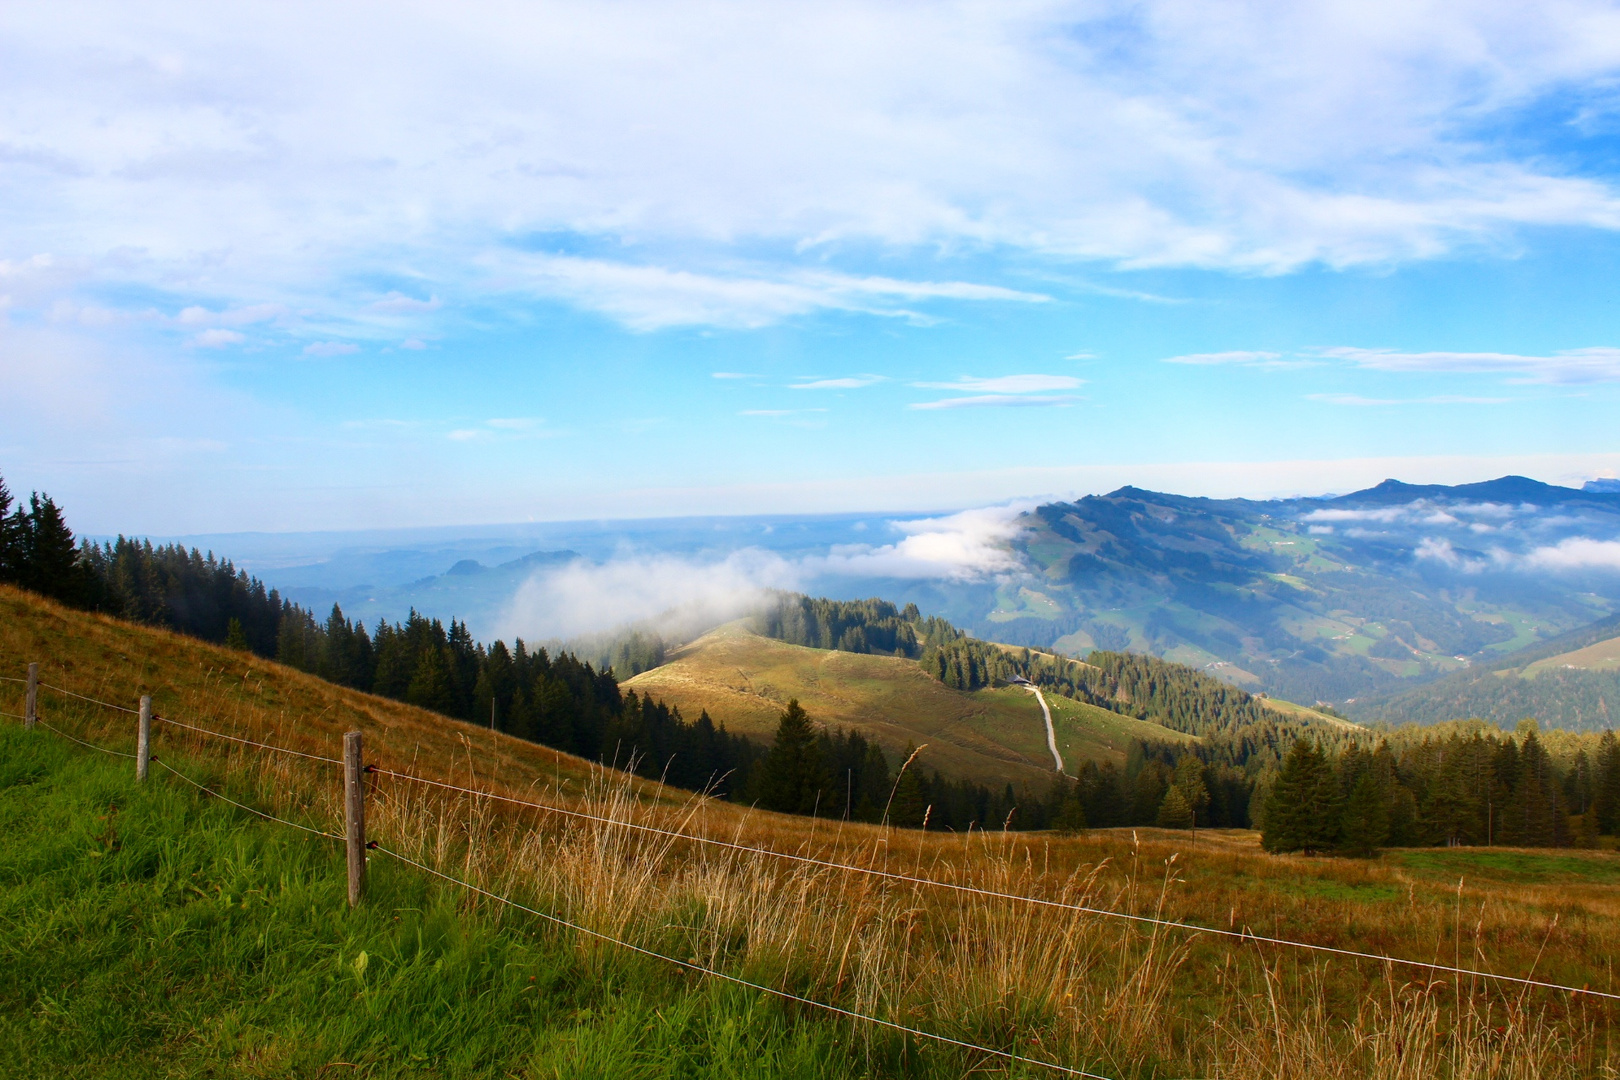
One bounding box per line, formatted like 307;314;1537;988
1350;614;1620;730
625;621;1193;789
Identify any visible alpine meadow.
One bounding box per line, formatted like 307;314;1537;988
8;3;1620;1077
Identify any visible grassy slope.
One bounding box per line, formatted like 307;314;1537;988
0;584;671;812
0;725;889;1080
1522;632;1620;676
624;622;1192;789
6;587;1620;1075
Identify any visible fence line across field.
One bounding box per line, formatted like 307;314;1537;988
39;681;141;715
16;710;1115;1079
154;712;345;766
35;718;139;759
374;843;1114;1079
153;757;345;841
20;671;1620;1005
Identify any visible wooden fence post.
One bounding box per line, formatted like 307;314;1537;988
24;663;37;730
344;730;366;907
136;695;151;782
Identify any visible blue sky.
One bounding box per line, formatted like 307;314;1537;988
5;1;1620;535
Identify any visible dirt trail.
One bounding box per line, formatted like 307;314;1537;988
1021;684;1065;774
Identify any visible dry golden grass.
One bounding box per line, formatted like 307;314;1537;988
4;584;1618;1078
624;620;1193;788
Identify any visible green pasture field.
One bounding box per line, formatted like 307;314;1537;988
0;725;1007;1080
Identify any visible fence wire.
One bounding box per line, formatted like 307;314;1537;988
373;843;1114;1079
18;672;1620;1006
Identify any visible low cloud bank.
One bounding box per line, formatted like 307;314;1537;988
495;505;1029;641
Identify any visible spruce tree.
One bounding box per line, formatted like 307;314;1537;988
1339;772;1389;856
1595;731;1620;834
1155;785;1194;829
1263;740;1340;853
0;473;21;583
753;699;832;816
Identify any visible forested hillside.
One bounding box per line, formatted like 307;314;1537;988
1350;614;1620;730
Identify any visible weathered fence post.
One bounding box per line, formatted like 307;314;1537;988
136;695;152;782
24;663;37;729
344;730;366;906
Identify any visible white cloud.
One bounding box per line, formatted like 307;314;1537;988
303;341;360;357
817;505;1029;581
790;375;885;390
1523;537;1620;570
176;304;283;327
1304;507;1407;523
369;292;440;313
189;328;245;348
914;374;1084;393
491;254;1045;330
496;549;801;641
1306;393;1514;405
1163;351;1284;366
1322;346;1620;385
493;504;1030;639
1414;536;1491;572
9;0;1620;337
399;338;427;350
909;394;1080;410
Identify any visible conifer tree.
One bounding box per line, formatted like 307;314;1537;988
1339;772;1390;856
1595;731;1620;834
753;699;831;816
1263;740;1340;853
1155;784;1194;829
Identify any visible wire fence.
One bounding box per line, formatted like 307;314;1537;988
154;712;344;766
12;670;1620;1033
14;693;1111;1078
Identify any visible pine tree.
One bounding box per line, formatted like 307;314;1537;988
224;618;250;651
1171;755;1211;827
18;493;96;606
406;645;457;715
1339;772;1390;856
752;700;832;816
1263;740;1340;853
1595;731;1620;834
1156;784;1194;829
0;473;21;583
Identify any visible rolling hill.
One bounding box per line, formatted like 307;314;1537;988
627;620;1250;789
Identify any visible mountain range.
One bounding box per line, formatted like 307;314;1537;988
899;476;1620;714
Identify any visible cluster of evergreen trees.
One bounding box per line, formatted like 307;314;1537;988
758;594;958;657
747;700;1033;830
0;480;100;607
1257;725;1620;855
1051;748;1253;833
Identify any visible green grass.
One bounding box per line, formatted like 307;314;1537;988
1388;848;1620;886
0;724;1009;1079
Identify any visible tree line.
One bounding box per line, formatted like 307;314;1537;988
757;593;959;657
